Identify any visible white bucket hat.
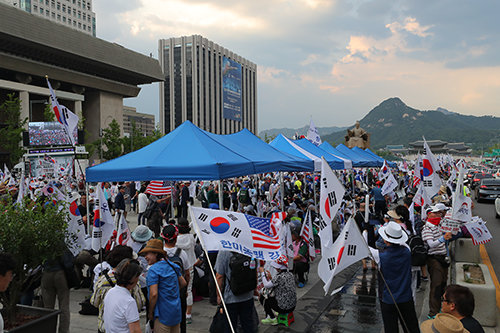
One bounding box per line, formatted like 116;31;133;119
378;221;408;245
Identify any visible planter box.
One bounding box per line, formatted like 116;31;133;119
4;305;60;333
451;238;480;263
455;263;496;327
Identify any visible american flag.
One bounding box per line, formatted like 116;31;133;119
245;215;281;250
145;181;173;196
300;211;316;258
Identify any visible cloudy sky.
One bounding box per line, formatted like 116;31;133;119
94;0;500;131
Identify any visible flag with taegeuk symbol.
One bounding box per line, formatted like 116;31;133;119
91;184;116;251
191;206;282;261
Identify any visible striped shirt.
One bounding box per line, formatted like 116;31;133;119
90;270;145;333
421;222;447;255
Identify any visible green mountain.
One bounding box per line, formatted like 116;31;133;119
259;125;348;140
323;97;500;150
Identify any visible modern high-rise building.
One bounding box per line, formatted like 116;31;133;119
1;0;96;36
123;106;156;137
158;35;257;135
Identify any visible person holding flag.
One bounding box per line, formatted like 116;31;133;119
370;221;420;333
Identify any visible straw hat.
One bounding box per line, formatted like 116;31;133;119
420;313;469;333
387;210;402;220
138;239;166;256
378;221;408;245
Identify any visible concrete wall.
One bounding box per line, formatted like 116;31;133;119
84;91;123;145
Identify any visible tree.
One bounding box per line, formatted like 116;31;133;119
94;119;123;160
0;94;27;167
43;102;55;122
0;196;68;326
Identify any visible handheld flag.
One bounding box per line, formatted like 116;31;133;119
117;213;131;246
422;138;442;198
66;196;88;256
307;118;322;146
381;173;398;196
300;211;316;259
91;184;115;251
319;157;345;248
145;181;173;196
318;217;370;294
451;165;472;223
378;160;390;180
191;206;282;261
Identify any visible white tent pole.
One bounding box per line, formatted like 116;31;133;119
218;180;224;210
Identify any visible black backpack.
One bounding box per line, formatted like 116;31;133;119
407;234;427;266
167;248;185;274
228;253;257;295
238;188;249;204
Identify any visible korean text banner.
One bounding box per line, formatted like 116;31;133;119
222;56;242;122
191;206;282;261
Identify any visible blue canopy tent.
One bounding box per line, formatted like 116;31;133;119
363;148;397;167
335;144;378;167
293;139;346;170
350;146;383;167
269;134;323;171
319;142;355;168
203;128;314;173
86;121;258;182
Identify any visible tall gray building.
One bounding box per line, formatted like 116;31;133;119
1;0;96;36
159;35;257;135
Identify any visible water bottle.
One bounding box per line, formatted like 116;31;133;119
250;258;256;269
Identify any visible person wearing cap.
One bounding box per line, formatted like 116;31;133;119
162;225;192;333
370;221;420;333
114;185;127;218
441;284;484;333
91;246;145;333
102;259;143;333
370;180;387;218
432;185;450;204
422;205;452;318
140;239;187;333
258;255;297;325
421;313;470;333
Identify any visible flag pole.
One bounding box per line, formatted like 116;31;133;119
189;206;236;333
279;172;284;211
353;221;412;333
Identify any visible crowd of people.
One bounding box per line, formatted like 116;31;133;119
0;162;489;333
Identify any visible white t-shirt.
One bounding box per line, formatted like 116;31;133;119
137;193;148;213
1;311;4;333
103;285;139;333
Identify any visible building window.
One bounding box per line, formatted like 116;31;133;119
68;18;71;24
51;0;54;7
73;8;76;15
46;10;49;16
77;0;80;7
57;14;60;20
34;5;38;10
62;4;65;11
62;16;66;22
83;24;86;29
82;13;85;20
56;2;60;10
87;26;90;31
51;12;55;18
73;20;76;26
45;0;48;5
78;22;81;28
78;10;81;18
86;3;89;10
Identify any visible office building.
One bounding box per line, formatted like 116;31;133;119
1;0;96;36
123;106;156;137
159;35;257;135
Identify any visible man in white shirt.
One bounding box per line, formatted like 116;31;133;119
137;188;148;225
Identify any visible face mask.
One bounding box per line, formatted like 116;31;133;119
427;217;441;226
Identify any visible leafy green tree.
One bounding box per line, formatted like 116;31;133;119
0;197;68;325
94;119;123;160
0;94;27;167
43;102;55;122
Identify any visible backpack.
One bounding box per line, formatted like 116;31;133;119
167;248;185;274
228;252;257;295
238;188;249;204
407;234;427;266
142;198;157;219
